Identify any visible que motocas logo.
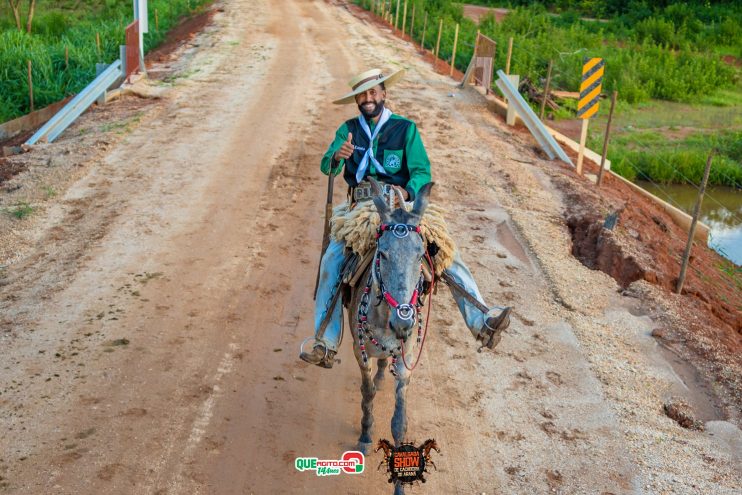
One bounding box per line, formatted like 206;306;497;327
376;439;441;485
295;451;364;476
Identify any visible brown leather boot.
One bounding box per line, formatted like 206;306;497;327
299;344;337;369
479;307;512;349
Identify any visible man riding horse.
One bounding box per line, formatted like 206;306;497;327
300;68;512;368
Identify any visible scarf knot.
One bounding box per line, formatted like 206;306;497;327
355;108;392;183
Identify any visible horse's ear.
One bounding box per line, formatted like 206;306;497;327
411;182;433;218
369;177;390;222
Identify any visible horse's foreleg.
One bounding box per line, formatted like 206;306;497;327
374;357;387;389
358;363;376;451
391;373;410;447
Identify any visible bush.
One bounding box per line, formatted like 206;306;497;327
635;16;677;47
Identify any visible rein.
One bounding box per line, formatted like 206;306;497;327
356;223;435;374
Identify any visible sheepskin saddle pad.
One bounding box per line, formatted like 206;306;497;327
330;200;456;273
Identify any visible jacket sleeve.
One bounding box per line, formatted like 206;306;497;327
403;122;432;201
320;122;350;176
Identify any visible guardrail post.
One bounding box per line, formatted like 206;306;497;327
96;63;108;104
506;75;519;126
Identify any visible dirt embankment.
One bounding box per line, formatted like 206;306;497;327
554;159;741;414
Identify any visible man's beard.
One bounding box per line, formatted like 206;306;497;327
358;99;385;119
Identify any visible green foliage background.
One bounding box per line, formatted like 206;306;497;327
356;0;742;188
0;0;213;123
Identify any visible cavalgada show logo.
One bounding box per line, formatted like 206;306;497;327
377;439;441;486
294;451;364;476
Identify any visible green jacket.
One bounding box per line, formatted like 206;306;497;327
320;113;432;200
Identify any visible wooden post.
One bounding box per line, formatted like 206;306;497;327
539;60;553;120
596;90;618;187
96;32;101;57
410;3;415;39
461;30;481;86
421;12;428;50
435;19;443;68
676;152;714;294
64;45;69;70
27;60;34;112
395;0;400;29
505;36;513;75
402;0;407;36
576;118;589;175
450;23;459;76
155;9;159;31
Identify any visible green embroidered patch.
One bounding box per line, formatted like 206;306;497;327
383;149;403;174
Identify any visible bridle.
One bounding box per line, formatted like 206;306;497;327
356;223;435;374
374;224;424;322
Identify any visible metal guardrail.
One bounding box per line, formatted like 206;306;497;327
26;59;123;145
495;69;573;165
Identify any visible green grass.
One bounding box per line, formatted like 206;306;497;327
585;95;742;187
0;0;214;123
4;201;36;219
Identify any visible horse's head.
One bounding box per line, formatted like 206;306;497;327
375;438;393;454
421;438;440;454
370;178;433;342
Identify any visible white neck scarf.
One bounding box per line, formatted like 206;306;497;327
355;107;393;183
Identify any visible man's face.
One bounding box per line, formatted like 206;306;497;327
355;85;386;118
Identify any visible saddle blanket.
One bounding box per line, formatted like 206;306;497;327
330;200;456;273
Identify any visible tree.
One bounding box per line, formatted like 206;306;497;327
26;0;36;33
6;0;21;30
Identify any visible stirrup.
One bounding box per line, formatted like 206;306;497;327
299;338;340;368
478;307;511;351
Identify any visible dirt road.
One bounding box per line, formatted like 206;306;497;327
1;1;739;494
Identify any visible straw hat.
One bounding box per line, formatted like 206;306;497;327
332;68;405;105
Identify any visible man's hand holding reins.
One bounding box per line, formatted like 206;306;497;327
334;132;354;161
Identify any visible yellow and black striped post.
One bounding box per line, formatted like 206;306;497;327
576;57;604;175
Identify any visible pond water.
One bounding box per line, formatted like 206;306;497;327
637;181;742;266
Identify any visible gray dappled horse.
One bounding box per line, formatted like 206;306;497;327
348;179;432;495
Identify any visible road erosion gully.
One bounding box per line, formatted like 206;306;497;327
0;0;739;494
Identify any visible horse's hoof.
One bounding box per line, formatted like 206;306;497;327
357;441;373;455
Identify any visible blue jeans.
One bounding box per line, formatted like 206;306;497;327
313;239;496;351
